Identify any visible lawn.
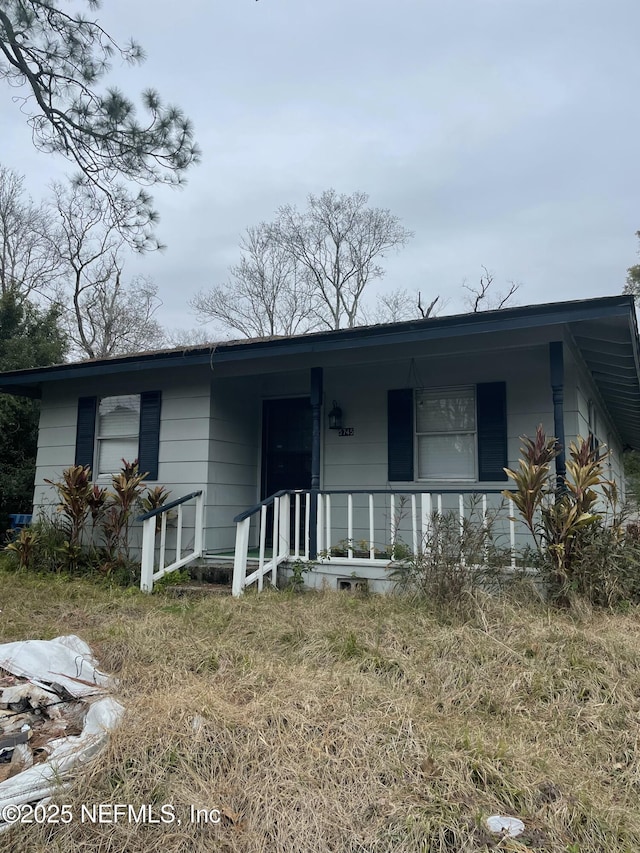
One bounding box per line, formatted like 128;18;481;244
2;567;640;852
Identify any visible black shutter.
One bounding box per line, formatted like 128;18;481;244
75;397;97;471
138;391;161;480
477;382;508;481
388;389;414;481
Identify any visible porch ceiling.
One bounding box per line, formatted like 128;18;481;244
571;315;640;450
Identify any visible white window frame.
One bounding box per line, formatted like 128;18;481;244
94;394;141;479
415;385;477;482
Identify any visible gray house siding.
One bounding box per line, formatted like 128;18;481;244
207;376;261;552
33;370;212;556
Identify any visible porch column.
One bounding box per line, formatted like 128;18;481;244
309;367;323;559
549;341;566;488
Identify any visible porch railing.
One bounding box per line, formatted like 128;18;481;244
232;491;291;597
139;490;204;593
232;489;516;596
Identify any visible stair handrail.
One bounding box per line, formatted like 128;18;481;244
232;489;292;524
139;489;204;593
138;490;203;522
233;490;301;596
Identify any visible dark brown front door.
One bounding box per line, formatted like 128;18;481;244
261;397;312;499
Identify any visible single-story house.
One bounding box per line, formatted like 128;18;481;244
0;294;639;594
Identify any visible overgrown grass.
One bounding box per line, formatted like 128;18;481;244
2;566;640;851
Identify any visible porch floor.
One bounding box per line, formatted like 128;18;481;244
205;548;273;560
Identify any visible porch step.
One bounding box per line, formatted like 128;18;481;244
163;581;231;598
190;559;234;586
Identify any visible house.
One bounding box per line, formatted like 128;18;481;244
0;295;639;594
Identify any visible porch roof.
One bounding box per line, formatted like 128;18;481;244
2;295;640;448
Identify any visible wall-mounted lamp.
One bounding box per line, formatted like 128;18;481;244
328;400;343;430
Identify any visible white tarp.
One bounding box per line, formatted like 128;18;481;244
0;635;124;828
0;635;112;697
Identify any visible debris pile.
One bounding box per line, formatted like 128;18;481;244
0;636;124;829
0;669;87;783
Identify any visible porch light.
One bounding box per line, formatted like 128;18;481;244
328;400;343;430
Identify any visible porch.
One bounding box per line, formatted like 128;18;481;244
138;487;522;595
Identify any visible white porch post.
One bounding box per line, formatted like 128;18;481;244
140;517;156;593
232;517;251;597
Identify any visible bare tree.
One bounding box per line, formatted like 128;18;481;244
462;266;520;312
417;292;442;319
361;288;442;325
163;327;215;349
191;223;319;338
271;190;414;330
49;181;164;359
0;165;60;300
73;272;164;358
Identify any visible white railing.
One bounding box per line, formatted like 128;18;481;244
232;492;291;596
139;490;205;592
232;489;516;595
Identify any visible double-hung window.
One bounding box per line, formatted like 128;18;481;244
75;390;162;480
415;386;476;480
95;395;141;477
387;383;506;483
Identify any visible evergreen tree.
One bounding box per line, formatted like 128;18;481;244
0;1;199;247
0;294;66;532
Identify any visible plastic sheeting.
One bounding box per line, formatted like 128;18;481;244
486;814;525;837
0;635;124;830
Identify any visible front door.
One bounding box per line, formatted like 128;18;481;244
261;397;312;499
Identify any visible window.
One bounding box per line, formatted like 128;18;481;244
75;391;161;480
415;387;476;480
387;383;506;483
587;399;601;459
95;395;141;476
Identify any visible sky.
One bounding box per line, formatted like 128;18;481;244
2;0;639;337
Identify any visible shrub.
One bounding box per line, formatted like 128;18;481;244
387;497;513;608
503;426;638;607
4;526;40;571
8;461;171;585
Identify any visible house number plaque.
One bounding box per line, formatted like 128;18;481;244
338;427;354;437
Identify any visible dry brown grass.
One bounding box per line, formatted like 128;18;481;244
2;568;640;852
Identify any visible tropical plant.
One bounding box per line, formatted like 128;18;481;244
4;526;39;570
101;459;148;562
503;427;619;605
140;484;172;533
44;464;92;552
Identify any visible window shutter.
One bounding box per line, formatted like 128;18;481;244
138;391;162;480
75;397;97;470
476;382;508;481
388;389;414;481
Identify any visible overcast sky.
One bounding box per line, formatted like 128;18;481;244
2;0;639;336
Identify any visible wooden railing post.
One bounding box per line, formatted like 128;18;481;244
309;489;318;559
294;492;301;558
140;517;156;593
278;493;290;561
232;517;251;597
194;491;204;557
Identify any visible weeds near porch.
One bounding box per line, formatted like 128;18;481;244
388;498;514;609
